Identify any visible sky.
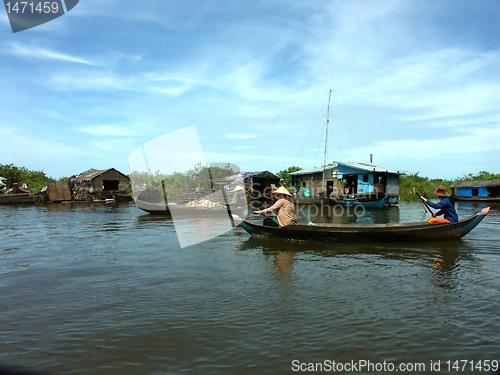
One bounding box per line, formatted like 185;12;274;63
1;0;499;180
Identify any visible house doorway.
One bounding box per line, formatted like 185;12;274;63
342;174;357;195
326;181;334;198
103;180;119;191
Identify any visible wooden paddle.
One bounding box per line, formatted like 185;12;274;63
413;188;436;218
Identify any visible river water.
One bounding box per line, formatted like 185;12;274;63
1;201;499;375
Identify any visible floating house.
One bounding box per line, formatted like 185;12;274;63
71;168;131;201
450;180;500;201
241;171;281;199
290;161;401;203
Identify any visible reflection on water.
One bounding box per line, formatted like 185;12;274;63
235;232;482;293
431;248;460;289
269;251;295;284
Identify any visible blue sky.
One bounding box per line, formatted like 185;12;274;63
1;0;499;180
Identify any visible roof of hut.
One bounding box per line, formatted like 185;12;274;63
72;168;130;182
290;161;400;176
242;171;280;180
451;180;500;188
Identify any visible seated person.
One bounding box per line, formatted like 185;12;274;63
421;185;458;223
254;186;297;227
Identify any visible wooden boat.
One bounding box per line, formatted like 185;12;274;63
0;192;40;205
233;207;490;242
0;183;44;205
134;188;232;216
337;196;387;208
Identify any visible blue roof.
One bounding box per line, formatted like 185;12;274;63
289;161;400;176
289;166;332;176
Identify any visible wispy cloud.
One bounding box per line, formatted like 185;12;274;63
7;42;100;65
74;125;137;137
355;48;500;114
233;145;253;150
47;69;201;95
226;134;257;140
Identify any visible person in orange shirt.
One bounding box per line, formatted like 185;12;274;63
254;186;297;227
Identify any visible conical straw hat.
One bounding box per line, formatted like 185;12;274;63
274;186;291;196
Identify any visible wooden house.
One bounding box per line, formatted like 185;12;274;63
290;161;401;203
241;171;281;199
71;168;130;200
450;180;500;201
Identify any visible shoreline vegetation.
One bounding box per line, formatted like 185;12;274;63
1;163;499;202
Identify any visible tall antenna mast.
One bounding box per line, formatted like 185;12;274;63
323;89;332;169
323;89;332;198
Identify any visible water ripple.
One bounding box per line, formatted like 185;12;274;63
0;202;498;374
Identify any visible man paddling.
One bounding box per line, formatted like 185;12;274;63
421;185;458;223
254;186;297;227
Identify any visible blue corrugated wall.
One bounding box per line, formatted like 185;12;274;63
457;187;488;197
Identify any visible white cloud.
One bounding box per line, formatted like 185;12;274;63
346;125;500;176
355;48;500;116
7;42;100;65
47;68;201;95
74;125;138;137
226;134;257;140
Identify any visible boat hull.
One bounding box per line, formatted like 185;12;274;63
234;207;490;242
134;198;233;217
337;197;387;208
0;193;41;205
452;196;500;202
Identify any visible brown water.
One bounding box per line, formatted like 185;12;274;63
1;201;499;374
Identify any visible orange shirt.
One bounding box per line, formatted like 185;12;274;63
259;198;297;226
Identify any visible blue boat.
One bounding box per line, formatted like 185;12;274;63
337;196;387;208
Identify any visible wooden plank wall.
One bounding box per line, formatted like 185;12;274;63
48;181;72;202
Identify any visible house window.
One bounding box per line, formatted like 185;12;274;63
362;175;368;183
471;188;478;197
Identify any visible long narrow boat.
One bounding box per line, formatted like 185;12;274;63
233;207;490;242
0;192;41;205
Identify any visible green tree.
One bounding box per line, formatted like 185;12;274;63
457;171;500;181
277;166;302;187
0;163;50;193
399;172;454;201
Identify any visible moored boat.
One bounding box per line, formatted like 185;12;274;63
0;193;40;205
0;183;43;205
233;207;490;242
336;196;387;208
133;188;233;216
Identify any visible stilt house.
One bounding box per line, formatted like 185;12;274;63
290;161;401;203
71;168;130;200
450;180;500;201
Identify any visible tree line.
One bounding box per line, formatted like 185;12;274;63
2;163;499;201
0;164;53;193
398;171;500;200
